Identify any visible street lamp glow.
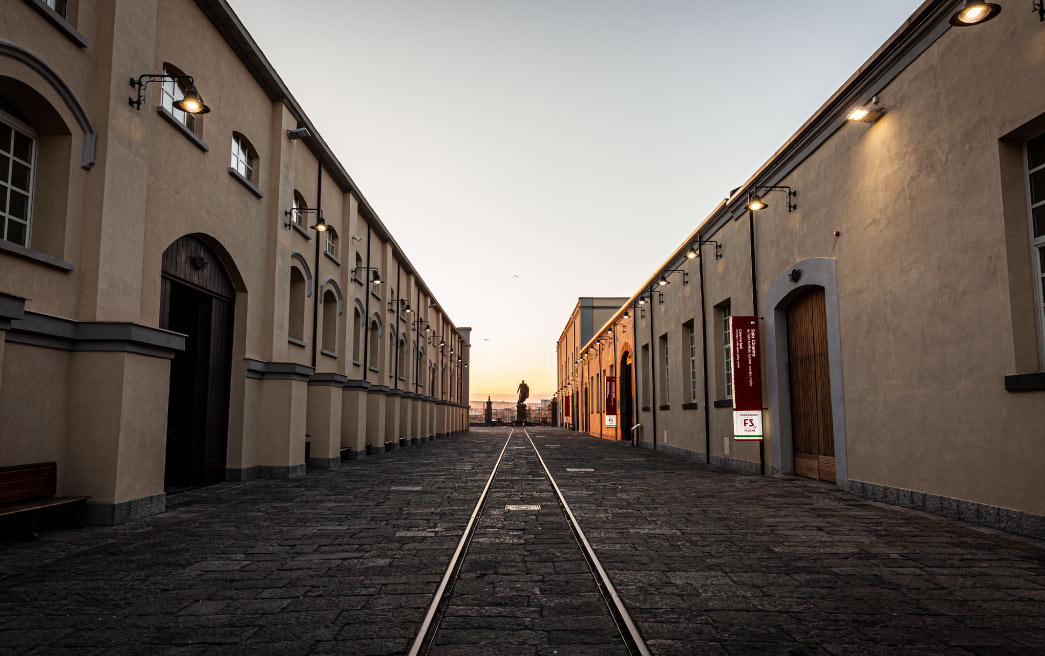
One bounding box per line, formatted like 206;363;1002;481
949;2;1000;26
747;196;767;212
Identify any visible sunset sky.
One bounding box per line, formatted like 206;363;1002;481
230;0;921;402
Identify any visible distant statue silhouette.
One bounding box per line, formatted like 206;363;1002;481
516;380;529;404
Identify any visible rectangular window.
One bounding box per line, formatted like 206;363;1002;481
1028;133;1045;368
721;302;732;399
659;333;670;405
45;0;68;19
0;116;36;248
641;344;650;406
685;320;697;403
231;137;254;182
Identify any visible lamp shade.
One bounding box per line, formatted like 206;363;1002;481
949;1;1000;26
747;196;767;212
175;87;210;114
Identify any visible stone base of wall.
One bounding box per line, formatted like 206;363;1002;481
307;456;340;470
844;479;1045;541
637;440;779;475
341;449;365;461
366;445;385;456
84;492;165;526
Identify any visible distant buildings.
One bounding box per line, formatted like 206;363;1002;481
556;1;1045;539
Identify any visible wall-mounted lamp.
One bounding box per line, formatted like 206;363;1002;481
747;185;797;213
686;239;722;260
847;96;885;124
1036;1;1045;21
353;266;382;285
129;74;210;113
659;269;688;286
287;127;312;140
389;298;411;314
949;1;1001;26
284;207;327;231
622;310;630;319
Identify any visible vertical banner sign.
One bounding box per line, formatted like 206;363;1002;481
565;394;571;420
730;316;764;441
604;376;617;427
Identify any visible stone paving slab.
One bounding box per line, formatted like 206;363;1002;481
431;430;626;655
0;432;504;656
528;428;1045;656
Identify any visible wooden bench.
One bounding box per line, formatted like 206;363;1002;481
0;462;89;540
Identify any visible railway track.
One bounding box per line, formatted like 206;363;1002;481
407;427;650;655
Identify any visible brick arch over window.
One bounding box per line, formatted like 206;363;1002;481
0;39;95;168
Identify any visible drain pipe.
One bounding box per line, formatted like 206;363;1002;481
748;210;765;476
362;225;371;382
698;239;710;464
648;286;658;451
310;161;323;370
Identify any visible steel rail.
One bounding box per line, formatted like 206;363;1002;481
524;428;652;656
407;429;514;656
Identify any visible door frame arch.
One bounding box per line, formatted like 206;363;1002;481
765;257;848;486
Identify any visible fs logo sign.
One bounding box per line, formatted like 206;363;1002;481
733;410;763;440
729;316;764;442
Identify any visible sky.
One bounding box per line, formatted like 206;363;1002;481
229;0;922;402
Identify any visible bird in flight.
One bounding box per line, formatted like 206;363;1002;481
512;274;519;279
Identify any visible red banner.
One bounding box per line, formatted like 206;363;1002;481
564;394;571;419
730;316;763;440
605;376;617;415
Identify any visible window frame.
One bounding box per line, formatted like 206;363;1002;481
231;133;256;184
160;65;196;134
0;111;38;249
722;303;733;399
1027;134;1045;370
686;320;697;404
660;333;670;405
325;226;338;258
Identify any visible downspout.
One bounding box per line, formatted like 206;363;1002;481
649;286;658;451
699;241;711;464
310;161;323;370
363;225;371;382
748;210;765;476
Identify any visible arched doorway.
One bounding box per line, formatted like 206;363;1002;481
160;236;235;491
786;286;835;482
619;350;633;442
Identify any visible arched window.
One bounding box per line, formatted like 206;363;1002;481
398;337;407;379
322;289;338;354
368;318;381;370
325;226;338;258
289;266;306;342
352;305;363;362
161;63;200;135
291;190;306;229
353;252;363;284
389;331;396;378
231;132;258;184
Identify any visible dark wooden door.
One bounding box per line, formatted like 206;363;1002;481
620;353;633;442
161;237;235;490
787;287;835;482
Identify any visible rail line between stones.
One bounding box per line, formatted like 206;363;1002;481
406;429;514;656
408;427;651;656
523;428;652;656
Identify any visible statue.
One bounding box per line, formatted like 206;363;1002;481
516;380;529;404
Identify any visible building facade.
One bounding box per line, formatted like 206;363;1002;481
0;0;469;524
558;0;1045;538
555;297;627;434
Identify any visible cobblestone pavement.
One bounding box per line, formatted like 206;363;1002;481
431;431;626;656
2;427;1044;655
527;427;1045;656
0;432;505;656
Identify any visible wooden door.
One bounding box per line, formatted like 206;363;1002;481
161;237;235;490
787;287;835;482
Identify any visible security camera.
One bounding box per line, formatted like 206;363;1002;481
286;127;312;140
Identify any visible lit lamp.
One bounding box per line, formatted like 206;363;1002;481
847;96;885;124
129;74;211;113
686;246;698;259
949;1;1001;26
747;196;768;212
658;275;669;286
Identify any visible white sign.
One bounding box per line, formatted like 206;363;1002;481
732;410;763;441
605;414;617;428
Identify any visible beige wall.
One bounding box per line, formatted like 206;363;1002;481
565;5;1045;518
